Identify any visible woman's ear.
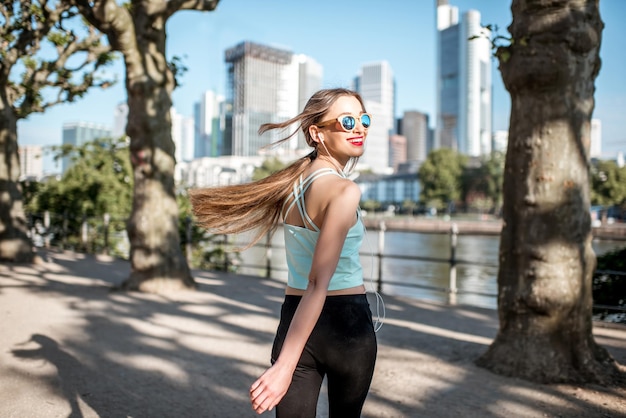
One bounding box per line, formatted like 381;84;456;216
309;126;321;144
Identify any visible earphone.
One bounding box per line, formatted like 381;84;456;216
319;134;324;143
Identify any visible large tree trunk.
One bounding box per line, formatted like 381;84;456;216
476;0;618;383
118;9;195;292
0;99;34;263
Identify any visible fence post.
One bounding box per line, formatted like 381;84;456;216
44;211;50;249
81;215;88;252
265;232;272;278
223;234;229;271
377;220;386;294
448;222;458;304
62;210;68;250
103;213;110;255
185;216;192;265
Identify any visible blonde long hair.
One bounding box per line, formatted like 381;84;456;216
189;88;366;249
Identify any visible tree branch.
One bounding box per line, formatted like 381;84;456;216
1;1;117;119
165;0;219;18
71;0;134;52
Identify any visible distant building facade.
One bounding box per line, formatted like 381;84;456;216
436;1;492;156
18;145;43;180
389;135;407;172
296;54;323;149
176;155;265;188
354;61;396;174
171;108;195;162
62;122;112;173
112;102;128;139
401;110;430;164
224;41;300;157
590;118;601;158
492;130;508;154
357;172;421;207
194;90;225;158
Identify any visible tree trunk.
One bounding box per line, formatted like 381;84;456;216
119;11;195;292
0;99;34;262
476;0;619;383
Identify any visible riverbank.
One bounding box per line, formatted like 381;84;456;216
363;216;626;240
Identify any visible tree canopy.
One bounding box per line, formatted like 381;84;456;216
0;0;115;262
252;157;287;181
417;148;467;210
591;159;626;207
462;151;505;213
1;0;115;119
30;137;133;219
27;137;133;250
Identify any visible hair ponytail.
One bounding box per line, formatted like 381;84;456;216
189;154;312;249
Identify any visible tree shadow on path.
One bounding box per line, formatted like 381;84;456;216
1;249;625;417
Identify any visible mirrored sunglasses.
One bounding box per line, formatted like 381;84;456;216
317;113;372;132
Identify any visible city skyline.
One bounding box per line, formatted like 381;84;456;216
16;0;626;173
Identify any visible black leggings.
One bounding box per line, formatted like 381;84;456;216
271;294;377;418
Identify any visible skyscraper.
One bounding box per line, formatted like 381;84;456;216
62;122;111;173
436;1;492;156
112;102;128;139
388;134;407;172
402;110;430;164
194;90;224;158
18;145;43;179
297;54;323;112
171;108;195;162
224;41;299;157
354;61;395;173
492;130;509;154
590;118;602;158
296;54;323;149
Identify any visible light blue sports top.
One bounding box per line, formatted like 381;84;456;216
283;168;364;291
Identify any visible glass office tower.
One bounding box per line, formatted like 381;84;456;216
436;1;492;156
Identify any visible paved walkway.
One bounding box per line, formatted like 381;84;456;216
1;249;625;417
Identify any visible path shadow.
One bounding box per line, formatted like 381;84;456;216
1;249;625;417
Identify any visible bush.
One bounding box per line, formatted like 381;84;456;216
593;247;626;323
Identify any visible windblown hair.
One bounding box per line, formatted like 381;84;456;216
189;88;366;249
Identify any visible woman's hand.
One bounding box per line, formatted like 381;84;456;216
249;362;294;414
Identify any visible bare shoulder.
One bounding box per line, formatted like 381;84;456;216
319;176;361;208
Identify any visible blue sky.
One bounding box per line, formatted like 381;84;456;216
18;0;626;172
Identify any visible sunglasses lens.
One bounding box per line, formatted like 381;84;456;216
361;114;371;128
340;116;356;131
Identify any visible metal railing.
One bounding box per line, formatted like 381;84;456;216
26;211;625;313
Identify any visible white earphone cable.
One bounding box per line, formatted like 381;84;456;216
361;212;385;332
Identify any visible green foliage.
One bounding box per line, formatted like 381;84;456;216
27;138;132;251
361;200;381;213
470;24;514;64
47;30;71;46
252;157;287;181
168;55;188;88
402;199;418;216
418;149;467;210
593;247;626;323
462;152;504;213
591;160;626;207
177;190;239;271
19;178;42;208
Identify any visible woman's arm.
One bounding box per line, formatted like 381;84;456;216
249;180;361;414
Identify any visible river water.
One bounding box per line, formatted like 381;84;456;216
237;227;625;310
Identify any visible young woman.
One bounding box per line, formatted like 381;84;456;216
190;88;378;417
